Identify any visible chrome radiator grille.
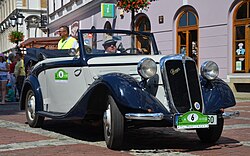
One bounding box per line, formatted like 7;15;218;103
162;58;203;113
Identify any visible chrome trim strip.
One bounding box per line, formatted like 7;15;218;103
125;113;164;120
182;55;193;110
160;57;177;113
222;111;240;119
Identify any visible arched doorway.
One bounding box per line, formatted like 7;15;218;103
233;0;250;73
177;11;199;64
135;13;151;54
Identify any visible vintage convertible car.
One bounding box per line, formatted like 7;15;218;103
20;29;239;150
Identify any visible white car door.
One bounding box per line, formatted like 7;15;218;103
44;66;88;113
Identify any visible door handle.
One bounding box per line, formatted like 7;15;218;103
74;69;82;77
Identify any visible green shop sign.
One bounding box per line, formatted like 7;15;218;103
101;3;115;18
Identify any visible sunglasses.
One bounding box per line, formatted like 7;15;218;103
105;43;116;47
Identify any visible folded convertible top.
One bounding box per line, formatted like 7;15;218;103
24;48;70;66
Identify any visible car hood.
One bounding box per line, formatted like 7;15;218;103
86;55;165;84
87;55;164;65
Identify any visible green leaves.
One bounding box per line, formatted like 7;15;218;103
8;31;24;44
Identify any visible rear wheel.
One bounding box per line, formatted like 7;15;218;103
103;95;124;150
196;117;224;143
25;89;44;128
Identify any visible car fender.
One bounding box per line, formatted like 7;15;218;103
200;76;236;114
20;75;43;112
95;73;168;115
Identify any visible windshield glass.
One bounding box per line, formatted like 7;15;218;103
81;31;154;55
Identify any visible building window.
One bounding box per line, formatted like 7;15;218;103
103;21;112;40
104;21;112;30
233;0;250;73
53;0;56;11
177;11;199;65
135;13;151;54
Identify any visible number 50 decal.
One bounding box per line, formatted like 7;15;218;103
208;115;217;125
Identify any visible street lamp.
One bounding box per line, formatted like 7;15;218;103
10;13;25;29
17;13;25;25
10;12;25;45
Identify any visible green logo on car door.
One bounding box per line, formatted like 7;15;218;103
55;69;68;82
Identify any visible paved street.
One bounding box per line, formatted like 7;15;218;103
0;101;249;156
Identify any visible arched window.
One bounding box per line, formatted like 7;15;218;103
135;14;151;54
177;11;199;64
135;14;151;32
233;0;250;73
103;21;112;38
104;21;112;30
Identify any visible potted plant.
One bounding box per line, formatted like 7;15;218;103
116;0;154;31
8;31;24;44
116;0;151;12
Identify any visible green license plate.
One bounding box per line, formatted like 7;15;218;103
175;111;209;129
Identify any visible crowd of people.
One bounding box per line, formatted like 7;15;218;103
0;49;25;104
0;26;75;104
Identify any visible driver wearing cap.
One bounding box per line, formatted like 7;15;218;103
102;39;121;54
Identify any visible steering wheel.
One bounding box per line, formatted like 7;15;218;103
124;48;143;54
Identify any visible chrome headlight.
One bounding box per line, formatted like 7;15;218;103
137;58;157;79
200;61;219;80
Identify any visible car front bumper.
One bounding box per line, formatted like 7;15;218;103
125;113;164;120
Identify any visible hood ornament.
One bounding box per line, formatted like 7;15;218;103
180;47;186;63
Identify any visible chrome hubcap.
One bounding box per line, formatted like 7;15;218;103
27;93;36;121
103;104;111;138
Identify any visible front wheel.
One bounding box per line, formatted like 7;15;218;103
25;89;44;128
196;117;224;143
103;95;124;150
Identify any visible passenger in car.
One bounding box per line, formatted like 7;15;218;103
102;39;121;54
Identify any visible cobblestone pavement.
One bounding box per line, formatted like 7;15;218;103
0;101;249;156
